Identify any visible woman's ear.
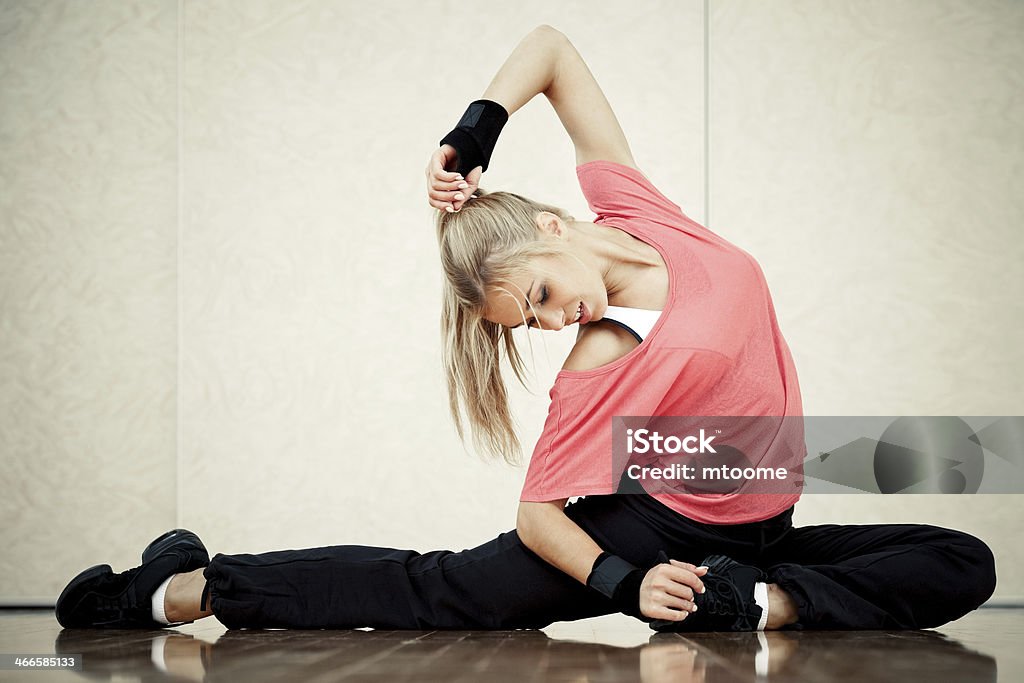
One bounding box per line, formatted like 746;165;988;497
534;211;567;239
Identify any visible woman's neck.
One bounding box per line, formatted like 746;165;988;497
568;221;663;301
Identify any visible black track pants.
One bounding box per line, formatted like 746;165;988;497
202;495;996;630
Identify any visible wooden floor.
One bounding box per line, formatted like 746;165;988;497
0;608;1020;682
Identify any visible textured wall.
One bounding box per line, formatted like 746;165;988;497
709;0;1024;601
178;0;704;559
0;1;178;602
1;0;1021;606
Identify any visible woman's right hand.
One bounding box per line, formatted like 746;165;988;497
425;144;482;213
639;559;708;622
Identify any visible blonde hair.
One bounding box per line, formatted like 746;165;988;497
435;189;574;464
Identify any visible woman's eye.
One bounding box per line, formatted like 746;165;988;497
539;286;549;304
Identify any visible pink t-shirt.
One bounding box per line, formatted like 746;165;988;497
519;161;804;524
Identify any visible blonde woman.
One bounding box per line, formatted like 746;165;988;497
57;26;995;633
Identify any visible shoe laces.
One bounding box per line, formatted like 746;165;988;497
90;567;144;621
701;573;757;631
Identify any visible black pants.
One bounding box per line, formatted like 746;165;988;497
202;495;997;630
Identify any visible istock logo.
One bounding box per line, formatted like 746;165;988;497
625;428;718;454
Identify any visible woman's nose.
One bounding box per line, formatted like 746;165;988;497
542;308;565;331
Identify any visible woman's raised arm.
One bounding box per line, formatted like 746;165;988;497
426;25;636;212
484;25;636;169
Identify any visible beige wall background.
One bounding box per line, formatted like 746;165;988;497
1;0;1021;608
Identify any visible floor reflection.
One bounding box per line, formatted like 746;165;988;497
49;620;997;683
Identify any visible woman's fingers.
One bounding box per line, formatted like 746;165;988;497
648;600;695;622
427;181;466;211
656;591;697;613
464;166;483;186
452;166;483;211
641;563;704;621
660;581;695;602
426;169;463;191
430;146;461;177
426;146;467;212
669;559;708;574
428;188;466;213
659;563;707;596
428;187;465;202
425;152;483;213
428;197;452;211
653;608;691;622
430;177;468;192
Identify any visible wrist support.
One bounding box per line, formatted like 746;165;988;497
439;99;509;176
587;551;646;619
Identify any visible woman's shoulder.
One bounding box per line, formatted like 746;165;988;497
576;160;686;224
576;159;647;184
561;321;639;373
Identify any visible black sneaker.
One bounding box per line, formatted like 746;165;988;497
55;529;210;629
141;529;205;564
649;553;767;632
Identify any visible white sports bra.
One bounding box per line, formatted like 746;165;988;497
599;305;663;343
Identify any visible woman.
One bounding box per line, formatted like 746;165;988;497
57;25;995;632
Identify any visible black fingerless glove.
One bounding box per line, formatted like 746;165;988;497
586;551;647;619
439;99;509;176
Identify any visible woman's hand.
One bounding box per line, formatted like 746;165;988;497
639;559;709;622
425;144;482;213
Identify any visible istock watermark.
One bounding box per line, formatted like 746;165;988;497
609;416;1024;495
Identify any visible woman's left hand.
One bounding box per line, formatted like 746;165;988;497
425;144;482;213
638;559;708;622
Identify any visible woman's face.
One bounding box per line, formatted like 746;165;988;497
483;251;608;331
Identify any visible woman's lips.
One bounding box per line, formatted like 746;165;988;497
579;301;591;325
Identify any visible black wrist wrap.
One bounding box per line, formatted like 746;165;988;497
439;99;509;176
587;552;646;619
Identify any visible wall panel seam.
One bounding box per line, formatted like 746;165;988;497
176;0;184;530
704;0;710;228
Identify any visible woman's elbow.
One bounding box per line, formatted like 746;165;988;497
516;504;536;548
529;24;570;48
516;499;567;549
